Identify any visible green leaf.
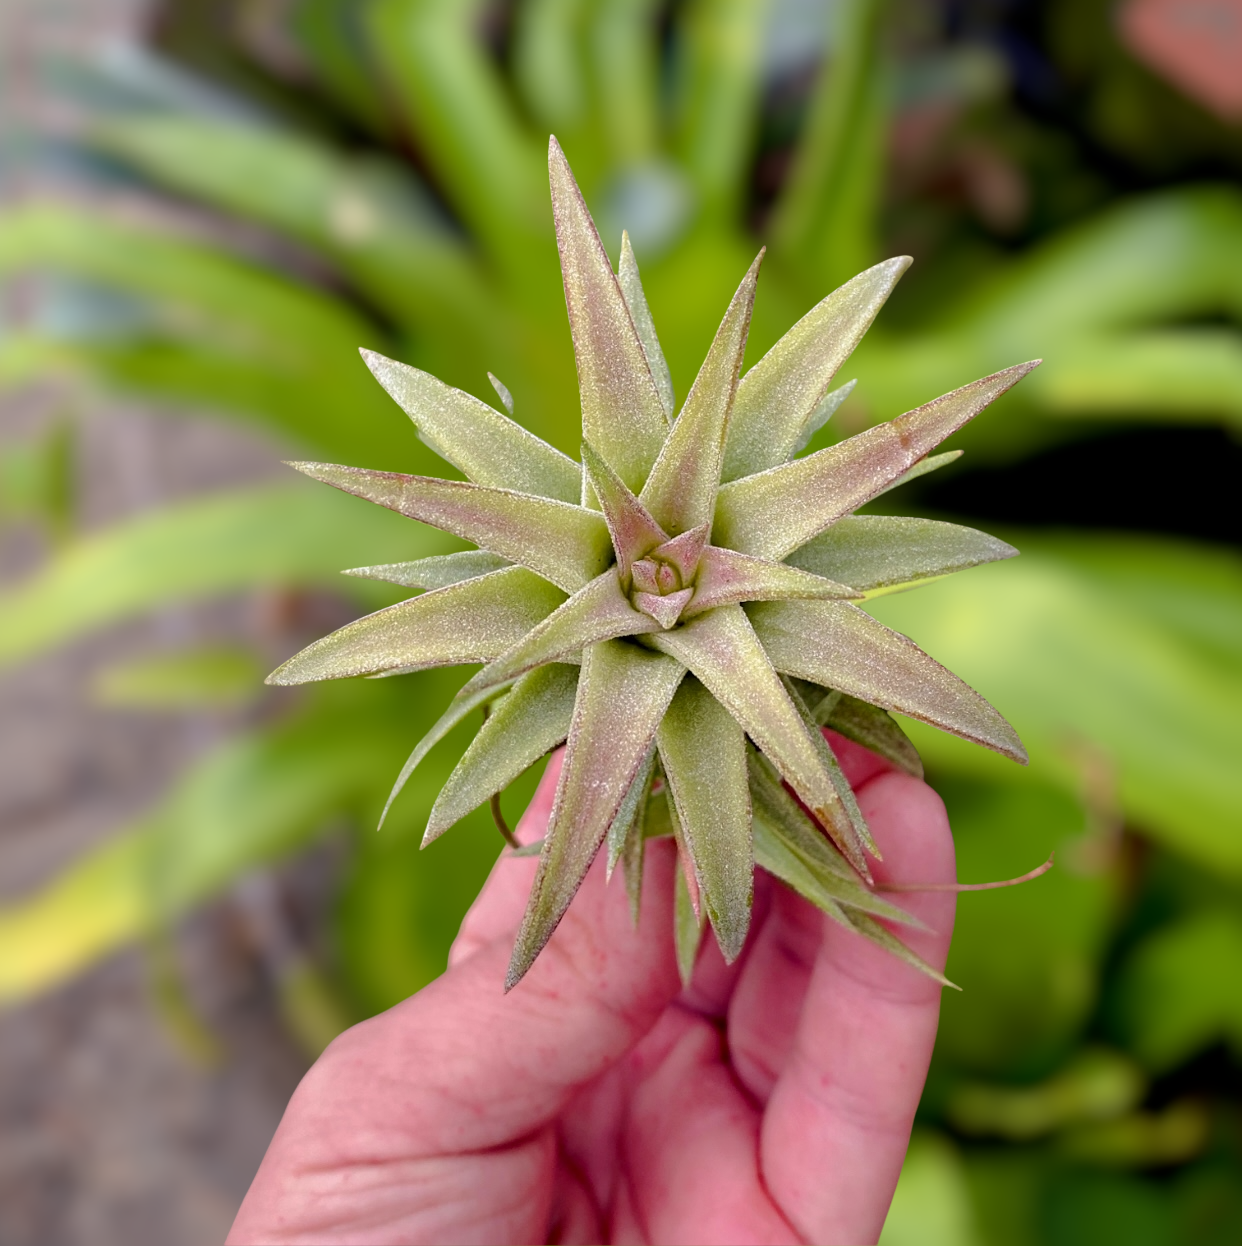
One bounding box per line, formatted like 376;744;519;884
461;568;659;696
606;744;656;877
783;677;878;858
378;677;513;830
362;349;582;502
581;439;668;571
749;598;1027;763
507;639;686;987
714;362;1039;561
791;379;856;455
686;545;858;616
618;231;675;419
748;749;920;928
94;116;489;331
424;664;579;843
674;852;705;989
289;462;613;593
787;516;1018;595
872;450;962;498
548;137;670;491
267;567;566;684
647;605;872;876
823;694;924;779
657;677;753;961
723;257;910;481
641;251;760;534
344;549;511;589
0;484;444;670
92;645;263;710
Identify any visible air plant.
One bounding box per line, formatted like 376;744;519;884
269;140;1037;989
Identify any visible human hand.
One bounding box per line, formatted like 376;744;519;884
227;733;956;1245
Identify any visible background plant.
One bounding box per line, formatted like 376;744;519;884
1;1;1240;1242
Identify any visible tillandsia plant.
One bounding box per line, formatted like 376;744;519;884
268;139;1038;990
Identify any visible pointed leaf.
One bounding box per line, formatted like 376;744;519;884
378;676;513;830
641;252;762;533
618;230;675;420
581;440;668;573
362;349;581;501
749;598;1027;762
487;371;515;414
423;664;579;844
658;678;753;962
674;858;705;989
748;748;921;926
823;694;924;779
685;545;858;617
462;569;661;696
843;911;955;988
714;362;1040;560
783;677;878;858
607;746;656;878
722;258;911;481
266;567;565;684
646;605;871;877
633;587;694;630
549;137;668;491
652;524;710;583
507;640;686;987
343;549;510;589
787;516;1017;594
873;450;962;498
791;379;857;455
621;804;646;928
289;462;611;593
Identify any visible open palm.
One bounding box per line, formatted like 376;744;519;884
228;735;955;1245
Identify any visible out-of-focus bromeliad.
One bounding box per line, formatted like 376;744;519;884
269;139;1038;989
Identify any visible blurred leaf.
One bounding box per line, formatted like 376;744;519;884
866;536;1242;874
1113;909;1242;1073
0;703;400;1002
880;1130;985;1246
91;644;263;709
0;483;449;669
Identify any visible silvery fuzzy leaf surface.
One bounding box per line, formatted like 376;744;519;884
271;140;1035;986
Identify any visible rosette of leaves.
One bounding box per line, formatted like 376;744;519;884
269;141;1038;989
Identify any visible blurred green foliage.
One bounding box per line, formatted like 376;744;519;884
1;1;1241;1240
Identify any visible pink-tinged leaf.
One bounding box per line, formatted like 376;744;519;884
378;677;513;830
618;231;675;421
423;664;579;845
641;252;762;534
361;349;581;502
266;567;565;685
549;138;668;491
658;678;753;962
714;361;1040;561
749;598;1028;763
343;549;510;590
684;545;859;617
581;440;667;573
507;639;686;988
634;588;693;629
646;605;872;878
748;746;922;927
460;568;661;697
787;515;1017;595
722;257;912;482
652;524;709;584
288;461;612;593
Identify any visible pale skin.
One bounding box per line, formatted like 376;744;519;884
228;733;956;1245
